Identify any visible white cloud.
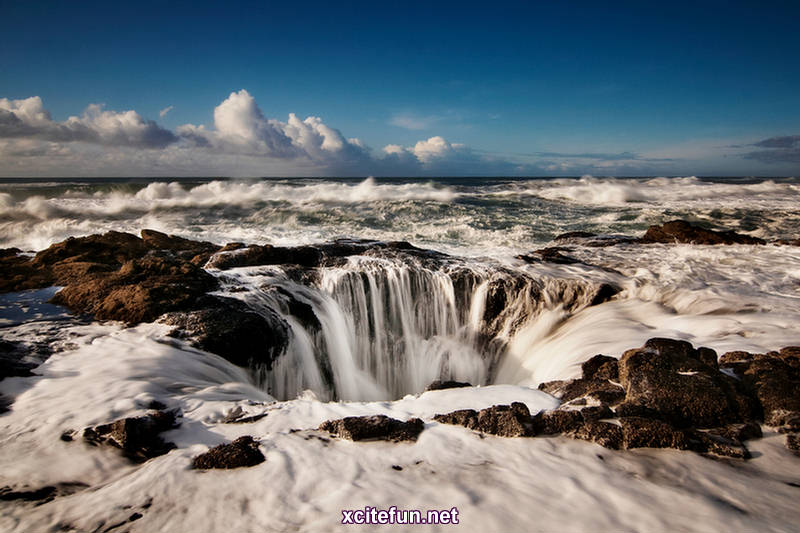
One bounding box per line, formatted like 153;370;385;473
159;106;173;118
0;96;177;148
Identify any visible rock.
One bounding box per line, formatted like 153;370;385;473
531;409;584;435
641;220;765;245
320;415;425;442
538;378;626;406
51;253;218;324
33;231;149;269
0;482;88;504
618;417;691;449
552;232;639;247
786;434;800;456
706;422;763;442
616;338;758;428
570;421;624;449
581;354;619;381
221;406;268;424
517;247;580;265
191;436;265;469
719;349;800;428
0;339;37;381
425;380;472;391
433;403;534;437
162;297;288;369
83;410;179;463
140;229;218;256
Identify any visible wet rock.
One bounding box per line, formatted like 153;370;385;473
191;436;265;469
221;406;268;424
538;378;626;406
641;220;765;245
434;403;534;437
140;229;218;256
688;431;751;459
617;338;758;428
728;351;800;427
0;339;37;381
786;434;800;456
517;247;580;265
51;253;218;324
162;297;288;369
207;239;438;270
425;380;472;391
618;417;691;450
83;410;179;463
706;422;763;442
320;415;425;442
532;409;584;435
570;421;623;449
581;354;619;381
0;482;88;504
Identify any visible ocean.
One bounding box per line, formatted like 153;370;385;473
1;175;799;532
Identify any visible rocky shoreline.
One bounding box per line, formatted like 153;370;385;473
1;220;799;485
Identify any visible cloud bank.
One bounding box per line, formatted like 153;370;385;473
2;89;795;177
0;90;539;177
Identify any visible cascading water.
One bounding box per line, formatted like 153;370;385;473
218;254;616;401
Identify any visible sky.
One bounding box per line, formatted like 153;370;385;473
1;0;799;177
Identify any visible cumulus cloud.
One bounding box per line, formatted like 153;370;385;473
0;96;177;148
0;89;660;177
742;135;800;163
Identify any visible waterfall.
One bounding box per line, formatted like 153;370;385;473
220;255;614;401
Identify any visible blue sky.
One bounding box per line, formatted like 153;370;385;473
1;0;798;176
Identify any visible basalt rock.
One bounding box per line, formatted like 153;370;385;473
723;351;800;428
517;247;581;265
206;239;439;270
425;380;472;391
616;338;758;428
581;354;619;381
191;436;265;469
162;297;289;369
786;434;800;456
434;403;534;437
537;378;625;406
641;220;765;245
82;410;179;463
320;415;425;442
570;421;624;449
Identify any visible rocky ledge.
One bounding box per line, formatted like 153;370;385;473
428;338;800;459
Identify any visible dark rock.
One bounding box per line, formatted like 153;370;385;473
719;351;754;366
51;253;219;324
517;247;580;265
221;406;268;424
140;229;218;255
571;421;624;449
589;283;622;306
707;422;763;442
0;482;88;504
0;339;37;381
578;405;615;421
581;354;619;381
786;434;800;456
0;249;53;292
425;380;472;391
83;410;179;463
617;338;758;428
162;297;288;369
618;417;691;449
434;403;534;437
538;378;626;406
320;415;425;442
532;409;584;435
33;231;149;269
734;351;800;427
687;430;751;459
641;220;765;245
191;436;265;469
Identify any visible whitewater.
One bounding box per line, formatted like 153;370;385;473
1;176;800;532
